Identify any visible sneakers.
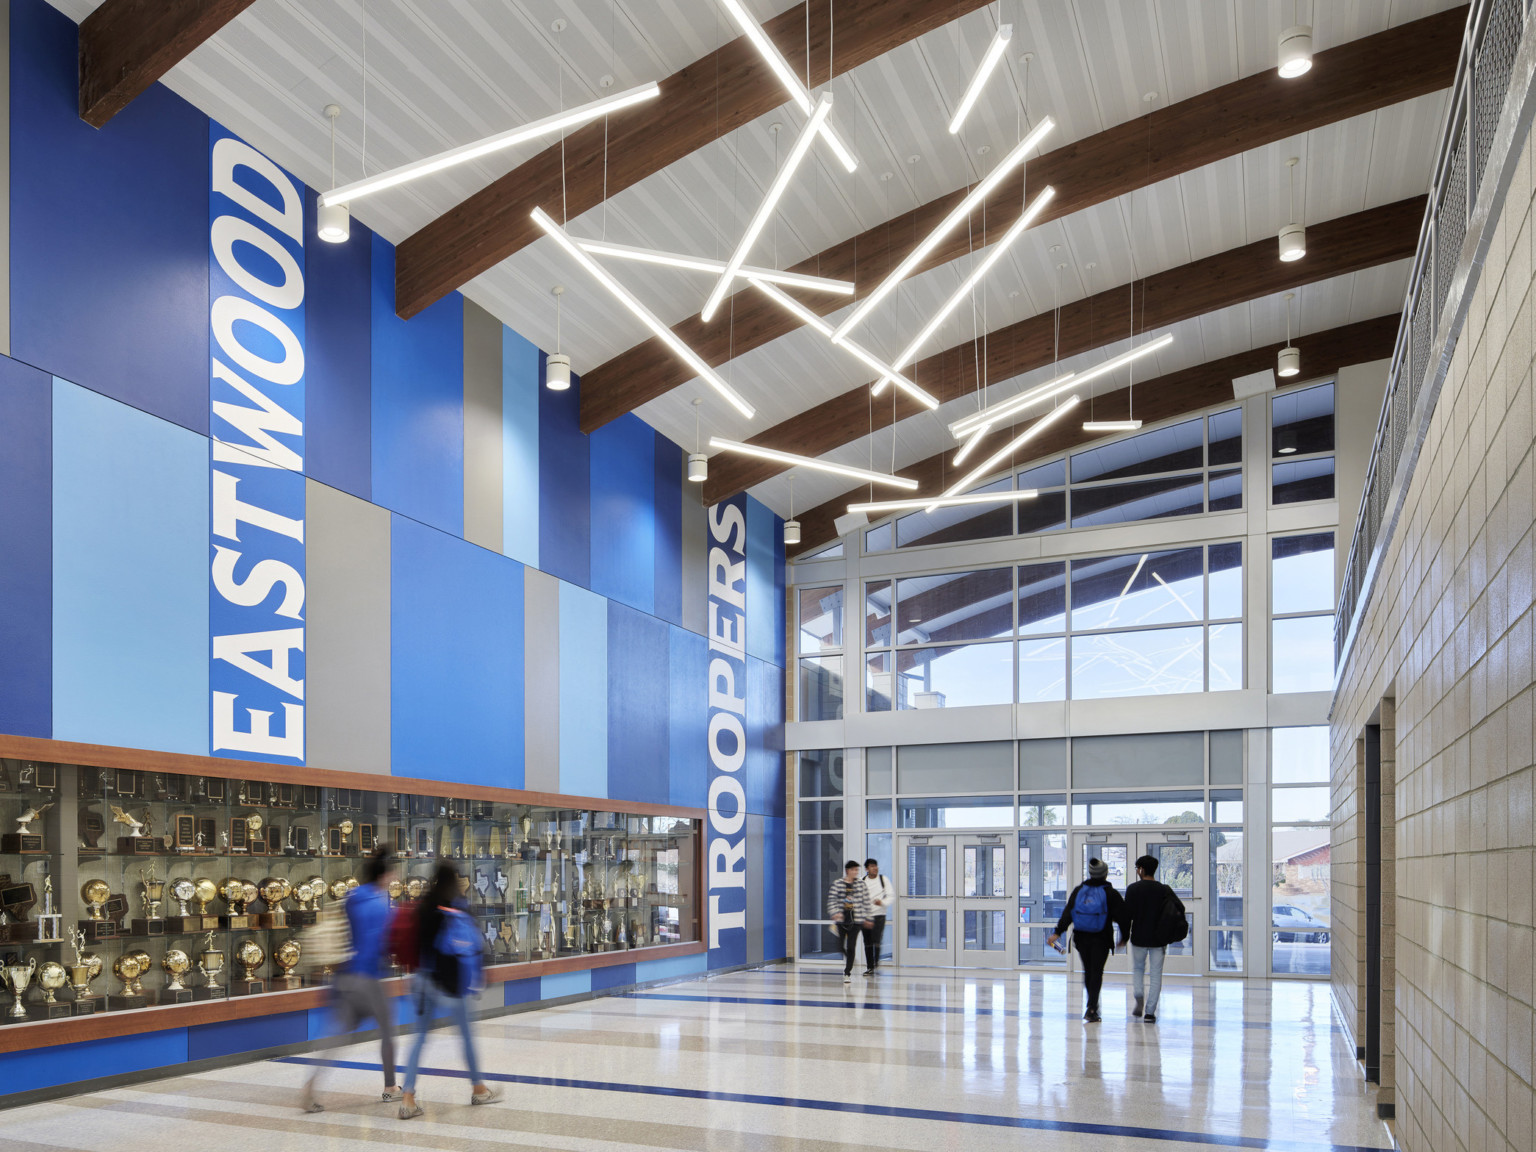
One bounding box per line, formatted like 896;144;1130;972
298;1092;324;1114
398;1102;424;1120
381;1086;404;1103
1143;1012;1157;1023
1084;1008;1101;1023
842;973;852;984
1132;996;1145;1018
864;968;876;977
471;1087;503;1106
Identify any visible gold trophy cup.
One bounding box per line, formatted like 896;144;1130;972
170;877;195;918
80;878;110;921
112;953;142;1000
272;937;303;989
197;931;225;997
161;949;192;994
193;876;218;916
127;949;152;995
257;877;291;928
4;957;36;1018
37;960;67;1005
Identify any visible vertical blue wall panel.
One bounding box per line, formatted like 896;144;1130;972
0;357;52;736
745;656;786;819
761;814;787;960
10;0;209;435
557;582;607;797
304;189;372;500
501;326;541;568
0;1027;187;1095
370;234;464;536
745;496;783;667
538;371;589;587
52;380;209;753
589;413;655;613
653;433;684;628
390;515;524;787
606;602;669;804
667;626;709;810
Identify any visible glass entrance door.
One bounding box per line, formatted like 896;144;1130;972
1068;830;1208;975
1018;830;1069;965
897;832;1017;968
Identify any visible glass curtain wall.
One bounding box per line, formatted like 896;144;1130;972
797;749;845;960
1270;727;1331;976
1271;534;1335;693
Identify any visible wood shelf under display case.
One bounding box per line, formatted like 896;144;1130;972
0;734;706;1051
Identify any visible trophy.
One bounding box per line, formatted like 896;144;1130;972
328;879;350;902
4;957;36;1019
385;878;403;904
110;953;146;1010
80;879;109;921
188;877;219;929
232;939;265;995
78;878;116;942
160;949;193;1003
306;876;326;909
34;876;61;943
166;877;195;932
289;881;318;927
2;800;51;853
219;878;250;929
405;877;425;901
271;937;303;990
196;932;226;1000
132;866;166;936
126;948;152;995
256;877;291;929
244;813;264;855
66;929;101;1014
28;959;65;1018
488;826;502;858
241;880;259;918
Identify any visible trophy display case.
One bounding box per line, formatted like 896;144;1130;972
0;756;700;1025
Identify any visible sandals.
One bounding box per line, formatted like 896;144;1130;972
471;1087;503;1106
398;1102;425;1120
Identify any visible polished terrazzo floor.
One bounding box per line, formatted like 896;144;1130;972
1;966;1395;1151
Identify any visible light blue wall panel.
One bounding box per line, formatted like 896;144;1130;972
370;233;464;536
541;970;591;1000
557;581;607;798
745;496;782;667
590;412;655;613
635;952;708;983
501;325;541;568
668;625;709;810
52;379;208;752
390;514;524;787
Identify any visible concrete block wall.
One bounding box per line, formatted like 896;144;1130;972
1333;110;1536;1152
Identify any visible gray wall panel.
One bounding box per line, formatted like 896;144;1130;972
682;482;708;635
523;566;560;792
746;812;766;963
306;480;391;774
463;299;503;553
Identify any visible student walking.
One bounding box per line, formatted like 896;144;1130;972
399;863;502;1119
299;845;403;1112
827;860;874;984
862;858;894;976
1047;857;1129;1022
1123;854;1185;1023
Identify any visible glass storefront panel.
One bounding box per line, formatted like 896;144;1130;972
1211;930;1244;971
1070;548;1205;631
897;478;1014;548
1272;787;1329;823
906;908;948;948
1272;456;1335;504
895;568;1014;644
1208;542;1244;619
865;652;893;712
1018;794;1066;827
1071;790;1204;825
1072;417;1204;482
798;799;845;830
1210;790;1244;823
798;833;844;929
797;749;844;797
1272;726;1330;782
1271;616;1334;693
1208;468;1242;511
895;641;1014;709
864;580;893;648
1018;561;1068;634
1208;622;1243;691
963;845;1007;897
1271;826;1331;975
1072;626;1205;698
798;656;844;721
1071;473;1206;527
866;799;892;830
1210;828;1244;926
797;585;844;653
904;844;950;896
1018;636;1067;701
1272;534;1335;614
1271;382;1335;456
898;796;1014;829
964;909;1009;952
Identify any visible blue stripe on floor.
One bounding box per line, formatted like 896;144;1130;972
275;1056;1390;1152
622;990;1340;1033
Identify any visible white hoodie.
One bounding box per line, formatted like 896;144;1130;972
864;872;894;914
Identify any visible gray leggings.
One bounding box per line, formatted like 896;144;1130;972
308;971;397;1087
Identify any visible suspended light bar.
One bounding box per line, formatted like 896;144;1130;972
531;207;755;419
746;278;939;410
576;238;853;295
1082;420;1143;432
873;184;1055;396
832;115;1055;342
703;94;834;322
948;333;1174;438
848;489;1038;515
717;0;858;173
948;24;1012;135
322;82;660;207
931;394;1081;511
707;436;920;490
952;425;988;465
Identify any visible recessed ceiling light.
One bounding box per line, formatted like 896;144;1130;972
599;74;615;89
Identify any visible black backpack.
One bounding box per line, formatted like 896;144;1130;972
1157;885;1190;945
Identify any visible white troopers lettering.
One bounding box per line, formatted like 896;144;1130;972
207;131;307;762
706;497;749;957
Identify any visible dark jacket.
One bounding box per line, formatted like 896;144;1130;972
1053;879;1129;946
1123;879;1173;948
418;896;473;997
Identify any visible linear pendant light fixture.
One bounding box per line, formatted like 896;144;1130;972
531;207;756;418
322;81;660;207
952;425;989;465
707;436;920;490
716;0;858;173
948;333;1174;439
949;24;1012;134
702;94;834;322
575;238;853;295
930;394;1081;511
1082;420;1143;432
747;278;939;410
833;116;1055;343
849;489;1038;515
873;184;1055;396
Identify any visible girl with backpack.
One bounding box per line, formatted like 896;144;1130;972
399;863;502;1119
1047;857;1130;1023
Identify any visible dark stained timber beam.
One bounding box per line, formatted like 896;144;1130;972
580;6;1467;432
79;0;258;128
788;314;1401;555
393;0;992;320
702;196;1424;503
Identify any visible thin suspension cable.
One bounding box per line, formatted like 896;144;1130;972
360;0;368;178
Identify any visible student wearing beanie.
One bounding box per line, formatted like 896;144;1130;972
1048;857;1130;1022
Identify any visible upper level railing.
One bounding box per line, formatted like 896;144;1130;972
1335;0;1536;671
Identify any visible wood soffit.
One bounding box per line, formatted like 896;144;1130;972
393;0;993;320
703;196;1424;503
788;312;1401;554
578;6;1467;432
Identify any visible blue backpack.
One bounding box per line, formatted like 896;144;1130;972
1073;884;1109;933
431;908;484;996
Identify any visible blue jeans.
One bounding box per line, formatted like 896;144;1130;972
403;976;482;1092
1131;944;1166;1014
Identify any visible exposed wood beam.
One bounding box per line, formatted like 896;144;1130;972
580;6;1466;432
703;196;1423;503
78;0;258;128
788;314;1401;554
393;0;991;320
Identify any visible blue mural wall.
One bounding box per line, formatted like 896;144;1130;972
0;0;784;1091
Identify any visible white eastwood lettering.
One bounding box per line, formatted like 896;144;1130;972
709;837;747;888
212;295;305;387
707;774;746;836
708;711;746;774
213;691;303;758
213;628;305;699
212;471;304;544
212;137;303;243
212;546;305;620
212;215;304;311
211;359;303;471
